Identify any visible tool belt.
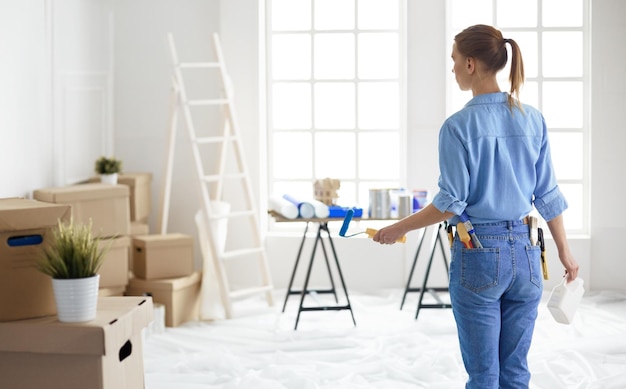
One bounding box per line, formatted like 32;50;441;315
447;215;549;281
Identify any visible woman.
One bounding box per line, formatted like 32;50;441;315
373;24;579;388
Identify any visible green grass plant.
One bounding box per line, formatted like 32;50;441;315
38;218;110;279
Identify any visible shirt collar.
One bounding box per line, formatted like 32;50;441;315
465;92;509;107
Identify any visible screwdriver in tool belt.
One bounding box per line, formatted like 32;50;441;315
459;211;483;248
538;228;549;280
456;222;474;248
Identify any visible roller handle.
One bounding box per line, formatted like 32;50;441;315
365;228;407;243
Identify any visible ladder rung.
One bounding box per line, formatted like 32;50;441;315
178;62;220;68
187;98;229;106
194;135;233;144
229;285;273;299
202;173;246;183
221;247;264;260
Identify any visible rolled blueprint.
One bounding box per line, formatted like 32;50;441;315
269;194;299;219
310;199;330;218
282;194;315;219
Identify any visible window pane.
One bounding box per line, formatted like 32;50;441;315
497;0;537;27
335;181;357;206
520;81;538;108
358;82;399;129
449;0;492;30
559;184;583;230
543;0;582;27
543;81;582;128
314;0;354;30
358;132;399;179
272;83;312;129
273;132;312;178
543;32;582;77
314;82;355;129
549;132;583;180
498;32;537;78
315;132;356;178
273;181;316;201
358;33;399;79
272;34;311;80
272;0;311;31
358;0;399;30
314;33;355;79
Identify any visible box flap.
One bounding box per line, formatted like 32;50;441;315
128;271;201;292
0;198;71;232
33;183;129;203
0;296;153;356
132;233;193;248
99;235;131;249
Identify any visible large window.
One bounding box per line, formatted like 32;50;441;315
266;0;406;229
447;0;589;234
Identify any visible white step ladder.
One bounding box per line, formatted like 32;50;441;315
158;32;274;319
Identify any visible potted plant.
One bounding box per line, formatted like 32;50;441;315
37;218;110;322
94;155;122;184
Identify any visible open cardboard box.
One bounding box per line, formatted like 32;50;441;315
0;296;153;389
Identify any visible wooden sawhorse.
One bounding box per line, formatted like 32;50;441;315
281;220;356;330
400;223;452;319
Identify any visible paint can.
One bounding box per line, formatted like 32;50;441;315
369;189;391;219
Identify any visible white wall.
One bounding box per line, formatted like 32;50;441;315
589;0;626;291
2;0;624;294
0;0;114;197
0;0;52;199
111;0;220;267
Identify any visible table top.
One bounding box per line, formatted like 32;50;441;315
268;210;401;223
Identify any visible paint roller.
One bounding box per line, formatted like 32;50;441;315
339;209;406;243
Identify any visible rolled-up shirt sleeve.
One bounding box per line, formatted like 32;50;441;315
533;114;568;221
432;120;470;216
534;186;568;222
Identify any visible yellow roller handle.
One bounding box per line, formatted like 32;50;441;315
365;228;407;243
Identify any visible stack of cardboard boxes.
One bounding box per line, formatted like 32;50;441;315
126;233;201;327
85;172;202;328
0;197;153;388
33;182;133;296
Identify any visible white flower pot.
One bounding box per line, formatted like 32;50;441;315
100;173;118;185
52;275;100;323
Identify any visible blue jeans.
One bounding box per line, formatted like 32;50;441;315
449;220;543;389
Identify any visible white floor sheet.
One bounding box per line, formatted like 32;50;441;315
144;289;626;388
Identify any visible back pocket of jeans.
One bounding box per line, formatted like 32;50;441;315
460;248;500;293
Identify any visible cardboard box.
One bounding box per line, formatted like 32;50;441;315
0;198;71;321
0;296;153;389
98;236;131;288
132;233;194;280
126;271;201;327
98;286;126;297
33;183;130;238
88;172;152;222
119;173;152;222
130;221;149;236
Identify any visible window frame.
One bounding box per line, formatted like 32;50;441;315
265;0;408;232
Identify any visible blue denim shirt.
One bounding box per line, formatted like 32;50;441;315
432;92;568;224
